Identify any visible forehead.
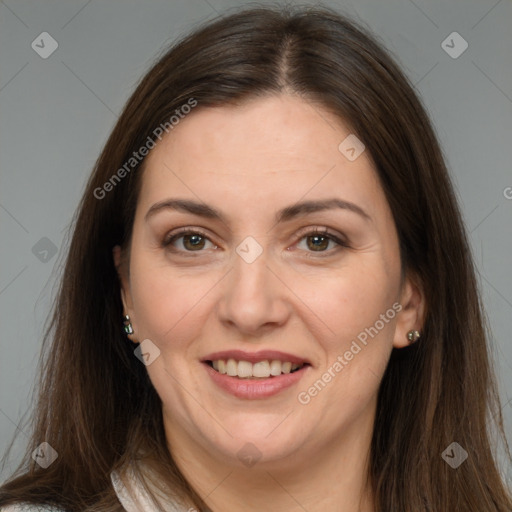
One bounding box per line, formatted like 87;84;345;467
138;94;385;223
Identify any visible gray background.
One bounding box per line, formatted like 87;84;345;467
1;0;511;486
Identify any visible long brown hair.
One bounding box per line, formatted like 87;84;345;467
1;5;511;511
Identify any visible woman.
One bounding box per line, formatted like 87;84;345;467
1;5;511;512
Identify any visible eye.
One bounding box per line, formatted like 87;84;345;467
162;228;217;254
294;228;348;256
162;227;348;256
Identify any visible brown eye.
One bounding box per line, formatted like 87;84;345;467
305;234;330;251
180;233;207;251
295;228;347;255
163;229;216;253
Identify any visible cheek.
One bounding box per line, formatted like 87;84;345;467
292;267;398;436
299;261;399;345
301;273;397;408
128;256;212;347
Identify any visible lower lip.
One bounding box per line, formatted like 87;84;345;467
203;362;310;399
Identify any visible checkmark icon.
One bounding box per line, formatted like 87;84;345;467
441;442;468;468
338;134;365;161
134;339;161;366
32;442;58;468
237;442;262;468
444;449;455;458
441;32;468;59
345;147;356;158
31;32;58;59
236;236;263;263
32;237;58;263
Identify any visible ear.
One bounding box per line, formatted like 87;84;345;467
113;245;137;342
393;272;426;349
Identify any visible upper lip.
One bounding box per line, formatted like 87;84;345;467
202;350;310;365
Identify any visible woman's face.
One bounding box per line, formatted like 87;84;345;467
115;94;423;470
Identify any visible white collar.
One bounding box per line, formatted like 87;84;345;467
110;465;188;512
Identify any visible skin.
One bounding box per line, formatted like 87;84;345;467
114;94;425;512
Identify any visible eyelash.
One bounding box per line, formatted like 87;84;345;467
161;227;348;257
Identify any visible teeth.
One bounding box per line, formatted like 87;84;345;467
253;360;270;378
226;359;238;376
270;360;282;376
210;358;304;378
237;360;253;378
282;362;292;374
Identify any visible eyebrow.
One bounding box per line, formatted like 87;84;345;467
145;197;372;224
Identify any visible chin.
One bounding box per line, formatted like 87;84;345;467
204;424;306;463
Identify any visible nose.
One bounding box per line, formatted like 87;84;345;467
216;242;291;337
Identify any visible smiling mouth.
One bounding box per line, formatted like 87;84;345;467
205;359;309;379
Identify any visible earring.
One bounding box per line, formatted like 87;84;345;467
407;330;421;342
123;314;134;335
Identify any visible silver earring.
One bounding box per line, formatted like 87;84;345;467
123;314;134;335
407;330;421;342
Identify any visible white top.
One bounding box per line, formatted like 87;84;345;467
1;465;190;512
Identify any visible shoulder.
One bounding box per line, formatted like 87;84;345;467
111;467;188;512
1;504;65;512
